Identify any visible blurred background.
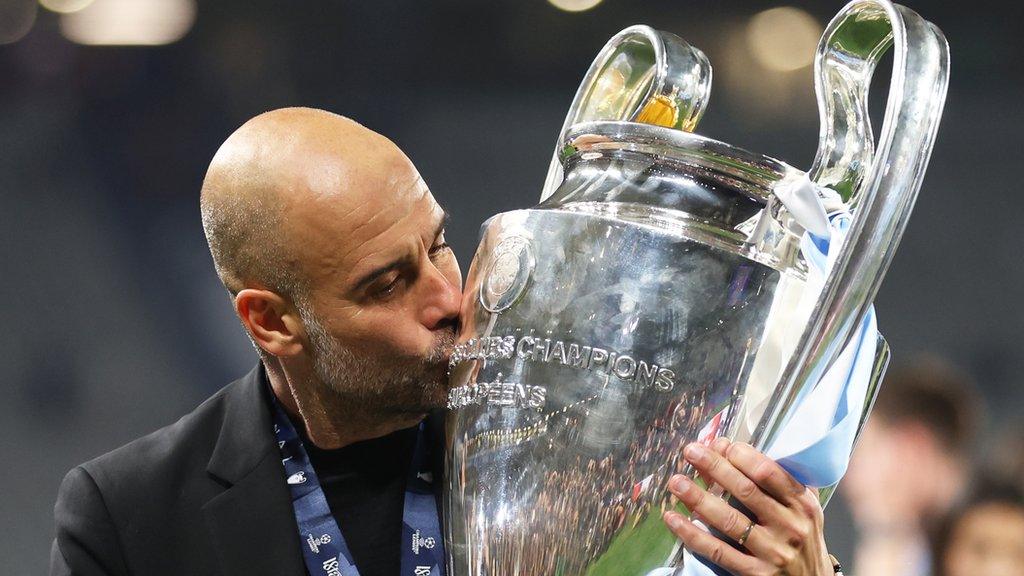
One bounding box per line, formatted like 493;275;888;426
1;0;1021;574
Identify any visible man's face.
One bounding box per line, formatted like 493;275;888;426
286;150;462;415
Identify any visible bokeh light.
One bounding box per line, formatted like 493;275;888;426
39;0;95;14
547;0;604;13
0;0;38;45
59;0;196;46
745;6;822;72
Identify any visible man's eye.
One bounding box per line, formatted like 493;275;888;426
429;242;451;256
374;276;402;298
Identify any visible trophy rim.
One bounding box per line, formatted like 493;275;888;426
562;120;801;203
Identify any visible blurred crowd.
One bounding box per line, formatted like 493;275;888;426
460;408;690;574
841;356;1024;576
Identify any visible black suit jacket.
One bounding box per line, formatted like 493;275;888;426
50;365;306;575
50;364;447;576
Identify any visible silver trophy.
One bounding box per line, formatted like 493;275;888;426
444;1;949;574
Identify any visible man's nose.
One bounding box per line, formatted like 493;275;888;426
420;265;462;331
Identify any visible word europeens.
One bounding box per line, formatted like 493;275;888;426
449;334;676;392
447;373;547;411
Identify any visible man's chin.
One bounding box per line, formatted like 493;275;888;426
386;373;450;414
421;376;452;410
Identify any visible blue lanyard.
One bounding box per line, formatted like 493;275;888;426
269;396;445;576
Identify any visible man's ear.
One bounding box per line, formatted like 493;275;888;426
235;288;305;357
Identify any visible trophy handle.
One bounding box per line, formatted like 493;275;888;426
539;25;712;202
751;1;949;455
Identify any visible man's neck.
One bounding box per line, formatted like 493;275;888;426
263;359;425;450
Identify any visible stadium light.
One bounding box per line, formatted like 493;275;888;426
746;6;822;72
60;0;196;46
548;0;604;13
39;0;95;15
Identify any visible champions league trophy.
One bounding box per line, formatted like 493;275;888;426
444;1;949;574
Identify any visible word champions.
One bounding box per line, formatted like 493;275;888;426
449;333;675;392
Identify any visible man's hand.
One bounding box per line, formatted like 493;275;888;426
662;438;833;576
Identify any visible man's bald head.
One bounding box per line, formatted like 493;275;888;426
199;107;398;298
197;107;461;439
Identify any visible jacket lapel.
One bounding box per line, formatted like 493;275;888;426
202;365;307;576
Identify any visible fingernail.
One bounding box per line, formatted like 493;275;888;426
671;475;691;493
712;437;730;452
685;443;707;463
733;442;752;453
664;511;684;530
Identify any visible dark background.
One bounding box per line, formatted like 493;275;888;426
1;0;1020;573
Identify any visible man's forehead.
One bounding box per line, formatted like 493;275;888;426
310;168;436;235
341;185;443;253
285;172;444;285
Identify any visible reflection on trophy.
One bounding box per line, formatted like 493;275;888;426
443;1;949;574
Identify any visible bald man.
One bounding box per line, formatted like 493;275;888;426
51;108;837;576
50;108;460;576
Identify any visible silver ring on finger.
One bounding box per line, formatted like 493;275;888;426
736;518;756;547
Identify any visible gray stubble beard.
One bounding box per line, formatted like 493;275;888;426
299;305;456;416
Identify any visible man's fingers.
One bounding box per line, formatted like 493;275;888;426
662;511;762;576
723;442;807;504
682;442;783;521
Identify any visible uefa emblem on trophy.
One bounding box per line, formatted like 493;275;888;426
444;0;949;574
480;236;535;314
